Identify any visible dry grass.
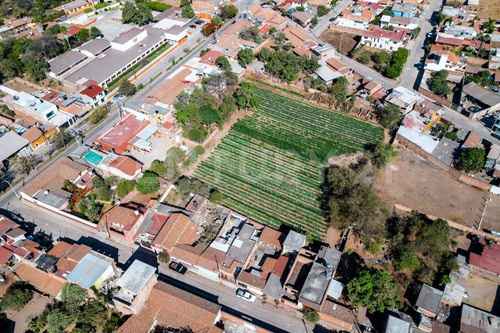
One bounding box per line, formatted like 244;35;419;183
320;29;359;55
477;0;500;20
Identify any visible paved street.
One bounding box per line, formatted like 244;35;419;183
311;0;352;37
400;0;441;89
159;268;315;333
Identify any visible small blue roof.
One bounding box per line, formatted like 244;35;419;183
66;252;114;288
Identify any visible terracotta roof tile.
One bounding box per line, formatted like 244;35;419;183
197;246;226;272
0;247;13;265
66;244;92;262
259;227;283;251
118;281;221;333
21;127;43;143
262;257;278;272
108;156;142;177
153;213;198;252
237;270;266;290
99;205;143;231
15;264;64;297
47;241;73;259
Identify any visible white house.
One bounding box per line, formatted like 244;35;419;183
424;50;466;73
360;29;406;51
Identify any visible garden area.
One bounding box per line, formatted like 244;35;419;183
194;86;384;238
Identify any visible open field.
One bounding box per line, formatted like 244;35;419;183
478;0;500;20
195;86;383;238
320;29;359;55
466;272;500;313
375;147;500;232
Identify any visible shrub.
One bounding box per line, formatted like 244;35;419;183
137;171;160;194
117;179;136;198
456;148;485;173
0;282;32;311
357;53;371;64
145;1;172;11
158;251;170;263
303;308;319;323
61;283;87;314
209;190;225;204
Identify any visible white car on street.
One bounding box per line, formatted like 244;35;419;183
236;288;256;302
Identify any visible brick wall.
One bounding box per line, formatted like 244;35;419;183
417;87;453;108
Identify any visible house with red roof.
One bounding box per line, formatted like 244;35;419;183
97;205;146;244
79;80;106;108
199;50;226;67
360;29;407;51
469;238;500;276
94;113;151;154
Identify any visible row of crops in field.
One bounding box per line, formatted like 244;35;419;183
194;86;384;238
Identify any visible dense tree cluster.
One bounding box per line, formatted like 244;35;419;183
0;282;33;311
259;48;320;83
428;69;451;97
0;35;65;81
383;48;409;79
323;160;388;246
377;103;402;130
180;0;195;18
219;4;238;21
0;0;65;22
456;147;485;173
347;268;398;313
388;211;458;284
28;283;120;333
122;2;153;26
137;171;160;194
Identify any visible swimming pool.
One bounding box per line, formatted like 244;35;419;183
83;150;103;166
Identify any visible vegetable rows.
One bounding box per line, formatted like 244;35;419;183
195;87;384;238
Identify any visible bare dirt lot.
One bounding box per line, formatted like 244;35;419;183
375;147;500;232
466;272;500;313
478;0;500;20
319;29;359;55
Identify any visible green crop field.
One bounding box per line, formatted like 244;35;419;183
195;86;384;238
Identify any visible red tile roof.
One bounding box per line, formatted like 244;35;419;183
0;246;13;265
80;84;104;99
199;50;226;66
108;156;142;177
153;213;198;252
0;217;18;236
272;255;289;277
99;205;143;231
118;281;221;333
436;35;463;47
363;29;404;42
469;238;500;275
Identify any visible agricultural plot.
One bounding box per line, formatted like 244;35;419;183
195;87;384;238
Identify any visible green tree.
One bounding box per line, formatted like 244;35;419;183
199;105;220;125
46;308;75;333
23;54;49;81
117;179;136;198
150;160;167;177
235;82;260;109
368;142;397;169
303;308;320;323
119;79;137;96
393;250;421;271
219;4;238;21
428;70;451;97
0;282;32;311
137;171;160;194
357;53;371;64
257;47;272;62
181;4;195;18
237;48;254;67
316;5;330;16
209;190;225;204
121;2;136;23
50;128;73;149
77;300;108;329
347;268;398;313
90;26;102;39
482;18;496;33
456;148;485;173
61;283;87;314
215;56;231;71
378;104;402;129
371;50;391;65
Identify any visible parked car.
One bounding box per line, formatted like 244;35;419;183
189;24;196;28
236;288;256;302
169;261;188;274
113;93;123;100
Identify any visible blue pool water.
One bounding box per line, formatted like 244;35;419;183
83;150;103;166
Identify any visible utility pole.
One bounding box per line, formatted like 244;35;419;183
3;180;20;199
478;197;492;231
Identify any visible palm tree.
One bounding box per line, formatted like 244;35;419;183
482;18;497;33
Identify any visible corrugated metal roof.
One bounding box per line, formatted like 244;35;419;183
66;252;113;288
116;260;156;294
136;125;158;141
